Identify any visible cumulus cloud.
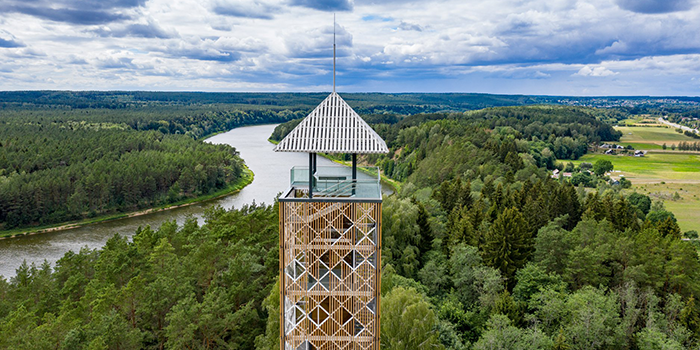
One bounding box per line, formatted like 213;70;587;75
211;0;280;19
66;55;88;64
575;65;618;77
285;23;353;58
289;0;353;12
147;36;268;62
0;30;24;48
96;56;136;69
165;45;241;62
93;19;177;39
0;0;147;25
615;0;694;14
397;21;423;32
2;0;700;94
4;47;47;58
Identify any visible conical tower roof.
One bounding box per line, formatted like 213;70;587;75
274;92;389;154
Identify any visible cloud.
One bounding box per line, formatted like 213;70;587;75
96;56;136;69
285;23;353;58
151;37;258;62
3;6;128;25
575;65;618;77
0;0;148;25
0;31;25;48
211;0;280;19
4;47;47;58
289;0;353;12
3;0;700;95
168;47;241;62
615;0;694;14
397;21;423;32
498;69;551;79
66;55;88;64
93;20;177;39
213;36;268;53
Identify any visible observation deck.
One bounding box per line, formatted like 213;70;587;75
279;165;382;202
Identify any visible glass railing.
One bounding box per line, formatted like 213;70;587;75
288;166;381;199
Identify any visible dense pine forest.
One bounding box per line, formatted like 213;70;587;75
0;91;569;233
0;125;245;230
1;92;700;349
268;105;700;349
0;94;307;232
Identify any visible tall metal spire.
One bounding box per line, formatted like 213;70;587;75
333;13;336;93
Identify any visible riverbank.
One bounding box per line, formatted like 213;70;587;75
0;167;255;240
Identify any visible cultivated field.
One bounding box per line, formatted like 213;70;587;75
616;126;699;148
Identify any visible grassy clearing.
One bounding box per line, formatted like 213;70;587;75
618;116;663;126
616;126;698;146
607;126;700;232
573;153;700;183
573;151;700;232
631;183;700;232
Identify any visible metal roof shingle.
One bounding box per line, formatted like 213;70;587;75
274;92;389;154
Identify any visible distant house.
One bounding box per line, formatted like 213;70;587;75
600;144;611;149
605;149;615;155
551;169;560;178
562;172;573;178
634;150;645;157
616;145;625;149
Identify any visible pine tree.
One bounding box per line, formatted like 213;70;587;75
482;207;532;289
656;216;682;239
611;196;640;232
413;198;433;264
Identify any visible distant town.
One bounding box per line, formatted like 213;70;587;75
557;97;700;108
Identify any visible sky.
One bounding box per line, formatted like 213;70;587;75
1;0;700;95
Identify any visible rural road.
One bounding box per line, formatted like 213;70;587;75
658;117;700;134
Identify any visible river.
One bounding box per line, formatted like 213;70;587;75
0;124;391;278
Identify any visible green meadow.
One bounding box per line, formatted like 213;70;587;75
635;182;700;233
573;153;700;184
616;125;699;148
575;129;700;231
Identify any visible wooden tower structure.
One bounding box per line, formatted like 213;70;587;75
274;92;389;350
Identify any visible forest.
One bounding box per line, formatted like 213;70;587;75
0;91;593;232
0;95;310;232
0;124;244;230
1;93;700;349
267;105;698;349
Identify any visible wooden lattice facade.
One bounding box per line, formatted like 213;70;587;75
275;90;388;350
279;200;381;350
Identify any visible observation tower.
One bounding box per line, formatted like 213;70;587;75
274;90;389;349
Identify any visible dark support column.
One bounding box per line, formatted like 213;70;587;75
312;153;317;192
309;152;314;198
352;153;357;196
